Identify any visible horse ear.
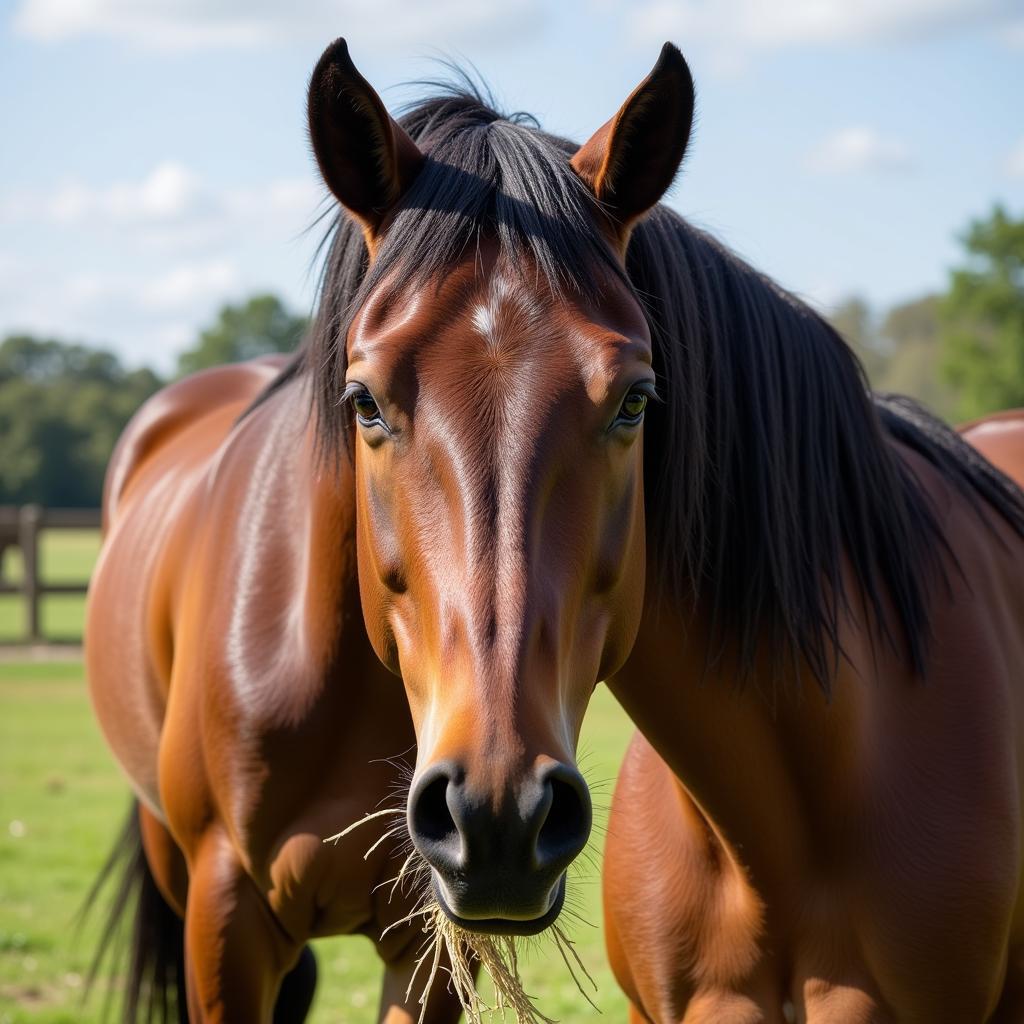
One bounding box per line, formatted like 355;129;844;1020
308;38;424;238
571;43;694;243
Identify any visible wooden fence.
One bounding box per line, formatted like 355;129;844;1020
0;505;100;645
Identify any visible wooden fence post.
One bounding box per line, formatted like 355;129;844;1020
19;504;42;644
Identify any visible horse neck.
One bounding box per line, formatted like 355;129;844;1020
608;568;889;888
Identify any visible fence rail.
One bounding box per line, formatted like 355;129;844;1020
0;505;100;644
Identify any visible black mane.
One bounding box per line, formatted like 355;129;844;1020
265;79;1024;692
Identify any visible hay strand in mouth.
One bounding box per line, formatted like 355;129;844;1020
407;903;559;1024
323;807;406;847
326;804;600;1023
551;923;599;1012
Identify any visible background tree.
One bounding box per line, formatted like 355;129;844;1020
829;296;886;381
176;294;308;376
0;335;162;507
876;294;959;421
941;204;1024;420
830;291;962;423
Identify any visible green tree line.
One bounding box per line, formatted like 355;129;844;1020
1;206;1021;507
831;204;1024;422
0;294;307;507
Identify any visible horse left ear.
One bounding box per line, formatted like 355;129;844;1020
571;43;694;245
308;37;425;240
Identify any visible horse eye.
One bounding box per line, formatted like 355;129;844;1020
352;390;381;422
619;390;648;422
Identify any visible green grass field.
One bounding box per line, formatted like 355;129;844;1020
0;532;100;643
0;659;635;1023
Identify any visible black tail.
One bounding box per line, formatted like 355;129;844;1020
81;800;187;1023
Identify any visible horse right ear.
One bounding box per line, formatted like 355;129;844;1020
308;38;424;242
571;43;694;249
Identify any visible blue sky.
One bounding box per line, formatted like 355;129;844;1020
1;0;1022;371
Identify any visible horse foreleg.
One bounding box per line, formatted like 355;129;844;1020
274;945;318;1024
184;828;305;1023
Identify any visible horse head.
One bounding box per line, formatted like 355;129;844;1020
308;38;693;935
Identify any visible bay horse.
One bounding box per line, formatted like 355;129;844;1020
85;31;1024;1024
604;410;1024;1024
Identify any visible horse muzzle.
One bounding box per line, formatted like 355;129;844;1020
407;758;592;934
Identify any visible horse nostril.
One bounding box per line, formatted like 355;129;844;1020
409;758;591;910
410;771;458;846
536;768;591;870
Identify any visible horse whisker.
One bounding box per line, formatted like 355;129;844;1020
363;824;406;860
390;850;420;901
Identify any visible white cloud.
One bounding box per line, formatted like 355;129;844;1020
140;260;240;310
1005;138;1024;178
13;0;542;50
629;0;1021;55
47;162;207;225
2;162;203;227
34;260;242;316
0;163;323;249
1001;19;1024;48
2;260;250;370
807;127;913;174
0;161;321;369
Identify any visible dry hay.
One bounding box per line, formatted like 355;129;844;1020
325;808;597;1023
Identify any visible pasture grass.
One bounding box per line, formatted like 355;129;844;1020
0;662;634;1022
0;531;100;643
